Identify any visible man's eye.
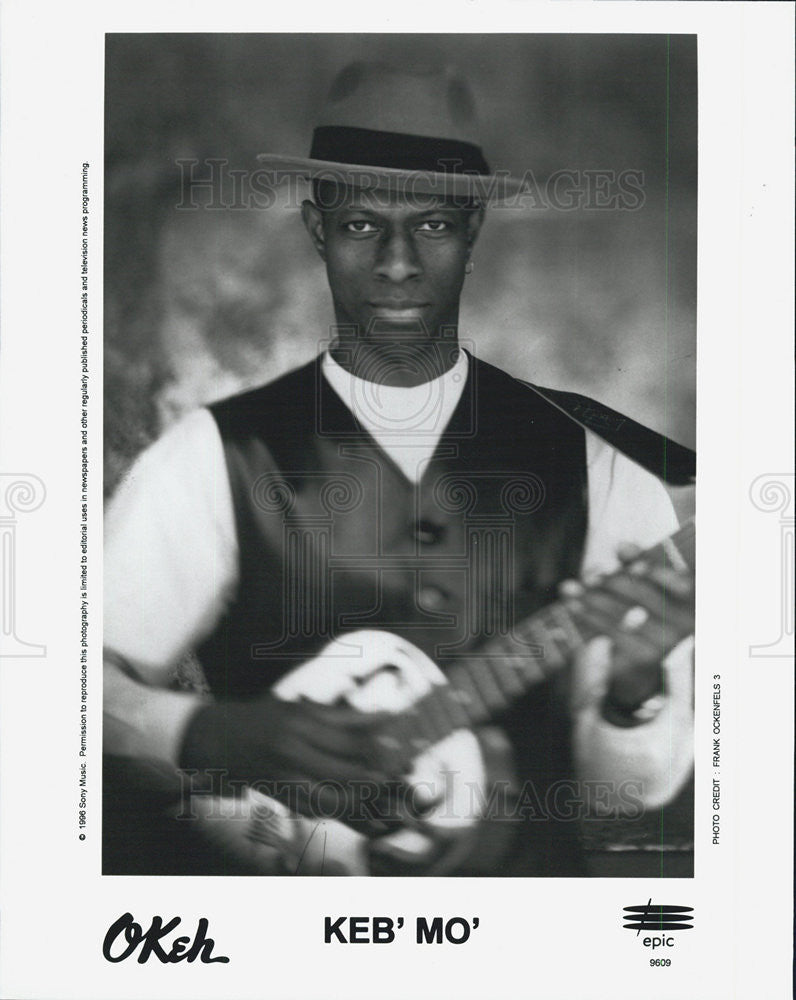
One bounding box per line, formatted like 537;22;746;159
418;220;449;232
344;220;378;233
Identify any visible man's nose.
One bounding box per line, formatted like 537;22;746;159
374;230;422;282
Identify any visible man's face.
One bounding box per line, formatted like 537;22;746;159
302;186;483;342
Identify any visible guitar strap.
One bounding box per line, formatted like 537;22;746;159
518;382;696;487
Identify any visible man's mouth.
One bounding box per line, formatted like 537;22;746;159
368;300;429;313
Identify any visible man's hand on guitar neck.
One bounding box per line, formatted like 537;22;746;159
561;540;695;726
560;541;695;810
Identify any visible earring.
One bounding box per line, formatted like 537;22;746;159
465;259;474;275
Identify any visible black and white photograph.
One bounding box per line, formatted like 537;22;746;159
0;4;792;999
103;34;697;878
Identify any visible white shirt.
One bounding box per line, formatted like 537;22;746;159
321;348;470;483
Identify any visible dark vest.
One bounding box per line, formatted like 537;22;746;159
198;353;588;695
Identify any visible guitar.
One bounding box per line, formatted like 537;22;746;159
146;520;694;876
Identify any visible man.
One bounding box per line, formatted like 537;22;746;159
103;62;695;876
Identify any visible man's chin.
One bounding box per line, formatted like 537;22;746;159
361;316;433;340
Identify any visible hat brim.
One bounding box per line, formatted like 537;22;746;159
256;154;530;205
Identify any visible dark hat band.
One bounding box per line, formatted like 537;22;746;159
309;125;491;176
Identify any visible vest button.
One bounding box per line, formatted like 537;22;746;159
418;585;446;610
414;520;445;545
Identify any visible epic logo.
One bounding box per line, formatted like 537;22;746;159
622;900;694;947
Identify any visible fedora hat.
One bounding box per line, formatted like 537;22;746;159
257;61;529;202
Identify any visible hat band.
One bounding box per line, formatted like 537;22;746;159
309;126;491;175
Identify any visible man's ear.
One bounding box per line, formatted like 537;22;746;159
301;200;326;261
465;205;485;253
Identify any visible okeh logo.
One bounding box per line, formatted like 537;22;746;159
623;900;693;950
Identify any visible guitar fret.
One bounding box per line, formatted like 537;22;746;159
477;647;528;698
443;667;489;725
543;604;588;660
509;649;549;688
515;618;568;672
535;612;567;660
436;685;473;730
461;653;513;715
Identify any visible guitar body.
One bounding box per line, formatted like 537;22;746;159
171;630;519;876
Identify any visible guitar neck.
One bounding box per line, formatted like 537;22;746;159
393;520;695;750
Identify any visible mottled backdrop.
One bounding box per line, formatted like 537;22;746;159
104;34;696;493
